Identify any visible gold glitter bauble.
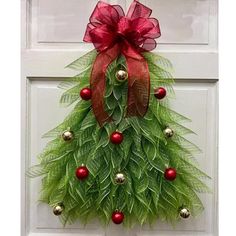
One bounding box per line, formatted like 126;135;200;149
163;127;174;138
179;207;191;219
115;70;128;81
115;172;126;185
61;130;74;141
53;204;64;216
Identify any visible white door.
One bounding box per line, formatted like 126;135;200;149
21;0;218;236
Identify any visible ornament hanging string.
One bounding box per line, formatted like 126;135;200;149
83;1;161;126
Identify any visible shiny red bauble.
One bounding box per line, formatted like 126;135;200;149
75;166;89;180
110;131;124;144
164;168;177;181
80;88;92;100
154;87;167;99
112;211;124;224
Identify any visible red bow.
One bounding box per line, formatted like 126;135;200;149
84;0;161;126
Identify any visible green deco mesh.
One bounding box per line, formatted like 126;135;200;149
28;50;211;227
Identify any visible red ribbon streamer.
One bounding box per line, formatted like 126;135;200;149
84;1;161;126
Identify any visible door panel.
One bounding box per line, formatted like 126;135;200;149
25;79;217;236
22;0;218;235
36;0;210;44
28;0;217;49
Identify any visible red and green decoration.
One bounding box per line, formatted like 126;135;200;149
28;0;210;227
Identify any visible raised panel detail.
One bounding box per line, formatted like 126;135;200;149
143;0;210;44
35;0;210;45
37;0;99;43
26;78;217;236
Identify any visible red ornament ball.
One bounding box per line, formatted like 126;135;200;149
154;87;167;99
75;166;89;180
80;88;92;100
164;168;177;181
110;131;123;144
112;211;124;224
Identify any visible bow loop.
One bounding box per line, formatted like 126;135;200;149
127;1;152;19
89;1;124;26
89;25;116;52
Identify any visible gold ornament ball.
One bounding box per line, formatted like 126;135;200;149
115;70;128;81
53;204;64;216
115;172;126;184
164;127;174;138
62;130;74;141
179;207;191;219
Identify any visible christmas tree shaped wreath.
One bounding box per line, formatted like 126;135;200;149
28;0;211;227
